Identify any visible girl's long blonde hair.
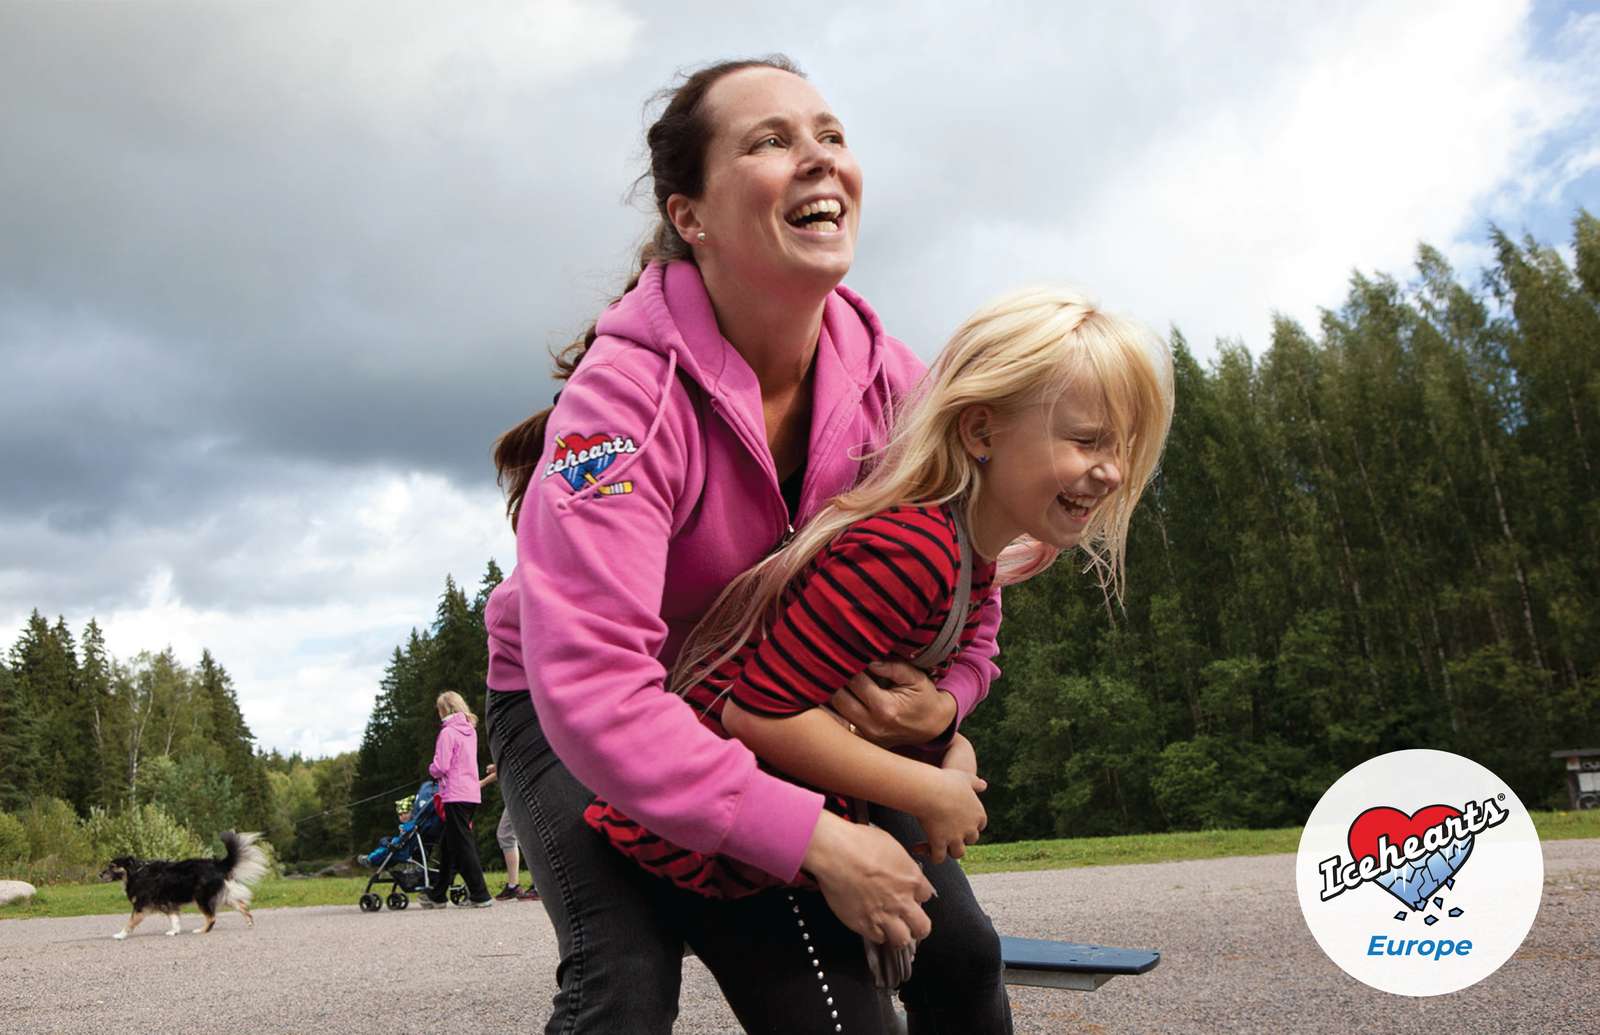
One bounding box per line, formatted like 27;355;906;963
435;690;478;727
670;286;1175;694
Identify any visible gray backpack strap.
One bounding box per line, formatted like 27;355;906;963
854;502;972;992
909;503;973;671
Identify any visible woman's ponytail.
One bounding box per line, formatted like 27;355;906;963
493;257;653;531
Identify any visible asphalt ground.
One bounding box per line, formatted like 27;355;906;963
2;839;1594;1034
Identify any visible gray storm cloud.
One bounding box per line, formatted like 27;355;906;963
2;0;1594;753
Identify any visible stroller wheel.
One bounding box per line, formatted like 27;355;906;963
387;891;410;910
448;886;468;906
359;893;382;913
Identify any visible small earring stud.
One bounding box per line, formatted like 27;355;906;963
977;455;989;465
697;232;706;242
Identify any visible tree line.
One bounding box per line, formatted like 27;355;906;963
964;214;1600;839
351;215;1598;849
0;613;361;872
7;215;1595;876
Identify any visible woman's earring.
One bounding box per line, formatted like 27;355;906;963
977;455;989;465
697;232;706;242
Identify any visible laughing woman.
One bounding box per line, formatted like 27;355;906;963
486;57;1009;1032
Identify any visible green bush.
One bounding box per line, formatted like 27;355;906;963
0;811;28;871
85;803;204;861
20;798;94;866
5;798;96;884
135;754;243;840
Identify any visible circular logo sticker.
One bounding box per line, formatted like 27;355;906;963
1295;749;1543;996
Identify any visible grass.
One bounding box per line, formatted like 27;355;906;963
959;826;1305;874
0;868;539;921
4;813;1595;920
960;808;1600;875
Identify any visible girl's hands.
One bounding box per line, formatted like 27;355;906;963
941;732;979;779
803;811;934;947
914;767;988;864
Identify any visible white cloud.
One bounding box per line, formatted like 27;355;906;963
4;0;1596;760
836;0;1597;358
1;470;508;757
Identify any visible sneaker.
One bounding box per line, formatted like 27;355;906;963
516;886;541;901
469;897;494;908
494;883;522;901
418;897;446;909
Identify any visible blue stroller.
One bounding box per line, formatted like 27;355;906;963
357;780;468;911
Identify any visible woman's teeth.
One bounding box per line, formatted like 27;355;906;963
785;198;843;233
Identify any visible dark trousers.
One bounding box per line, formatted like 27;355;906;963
486;688;683;1034
871;807;1013;1034
485;687;1013;1034
429;799;491;904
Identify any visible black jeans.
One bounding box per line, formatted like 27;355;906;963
486;688;684;1034
870;807;1013;1034
485;687;1013;1034
429;800;491;904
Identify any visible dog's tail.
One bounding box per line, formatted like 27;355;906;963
218;831;270;907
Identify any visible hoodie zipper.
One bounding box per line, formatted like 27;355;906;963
702;321;885;554
708;396;793;551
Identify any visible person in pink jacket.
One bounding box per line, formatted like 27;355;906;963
485;57;1007;1032
421;691;492;908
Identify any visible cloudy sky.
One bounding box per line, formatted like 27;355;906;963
2;1;1596;758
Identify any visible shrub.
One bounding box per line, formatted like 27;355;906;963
85;804;204;861
136;754;243;839
20;797;94;866
0;811;28;872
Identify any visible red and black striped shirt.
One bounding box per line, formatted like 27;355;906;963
585;502;997;898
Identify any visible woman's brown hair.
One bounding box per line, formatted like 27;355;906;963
493;55;804;530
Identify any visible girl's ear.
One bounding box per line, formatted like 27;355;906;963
958;405;995;459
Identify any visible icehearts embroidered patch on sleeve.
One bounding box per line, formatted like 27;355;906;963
543;432;637;496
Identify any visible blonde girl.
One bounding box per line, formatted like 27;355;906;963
586;286;1173;1010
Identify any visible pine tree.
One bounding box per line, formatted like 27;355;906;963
3;612;56;808
79;620;117;809
196;651;272;829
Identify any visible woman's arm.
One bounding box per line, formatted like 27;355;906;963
427;727;450;783
936;589;1002;726
518;352;823;882
722;700;986;863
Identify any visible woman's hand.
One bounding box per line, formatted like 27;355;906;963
803;811;933;948
913;767;988;864
829;660;957;748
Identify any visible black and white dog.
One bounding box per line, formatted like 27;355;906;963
100;831;270;939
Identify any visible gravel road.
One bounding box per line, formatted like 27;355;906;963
3;839;1594;1034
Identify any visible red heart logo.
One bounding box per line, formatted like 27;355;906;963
550;432;609;462
1347;804;1463;863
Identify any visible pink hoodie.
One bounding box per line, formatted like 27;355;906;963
428;713;481;805
485;260;1001;881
